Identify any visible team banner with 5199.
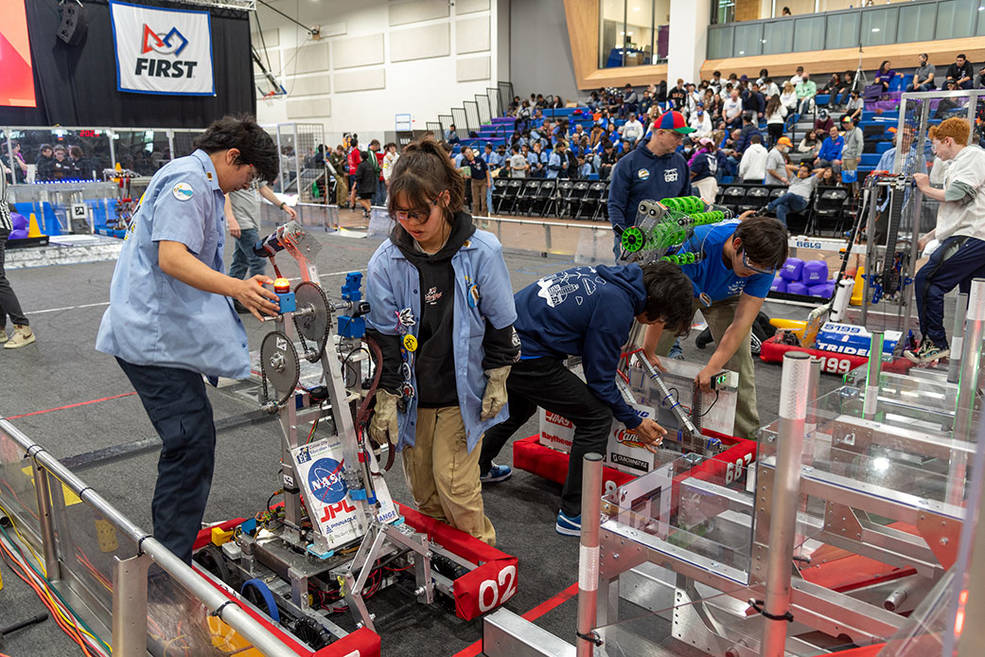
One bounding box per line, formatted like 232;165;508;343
109;0;214;96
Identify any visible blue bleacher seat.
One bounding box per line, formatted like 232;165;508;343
875;142;893;154
860;153;881;168
815;94;830;107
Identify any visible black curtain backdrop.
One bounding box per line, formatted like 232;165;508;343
0;0;254;127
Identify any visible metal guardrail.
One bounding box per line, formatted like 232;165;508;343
0;418;300;657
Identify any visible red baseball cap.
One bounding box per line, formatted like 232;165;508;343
654;110;695;134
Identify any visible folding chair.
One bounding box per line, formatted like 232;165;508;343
808;187;849;236
722;185;747;214
531;179;556;217
740;186;771;213
516;180;541;216
569;181;592;219
547;180;574;217
497;179;523;214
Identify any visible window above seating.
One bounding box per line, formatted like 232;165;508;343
599;0;670;68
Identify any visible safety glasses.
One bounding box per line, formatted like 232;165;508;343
741;248;776;276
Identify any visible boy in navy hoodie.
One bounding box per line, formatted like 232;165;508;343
478;261;693;535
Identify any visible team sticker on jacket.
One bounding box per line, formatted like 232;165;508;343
172;182;194;201
636;168;679;183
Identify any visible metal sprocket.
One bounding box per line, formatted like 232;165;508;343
260;330;300;406
293;281;332;363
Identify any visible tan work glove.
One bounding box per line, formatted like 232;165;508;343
481;366;511;420
369;390;400;445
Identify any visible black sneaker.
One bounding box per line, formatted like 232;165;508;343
904;339;949;364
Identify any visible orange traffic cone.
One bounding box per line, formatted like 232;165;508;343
27;213;43;238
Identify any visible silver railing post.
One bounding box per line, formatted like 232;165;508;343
760;352;812;657
544;223;553;253
112;554;151;657
863;331;884;420
955;279;985;442
31;461;61;581
948;292;969;384
576;453;603;657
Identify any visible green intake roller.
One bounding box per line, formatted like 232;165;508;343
662;251;700;265
660;196;705;213
621;226;646;252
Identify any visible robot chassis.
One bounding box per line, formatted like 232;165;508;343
194;222;516;650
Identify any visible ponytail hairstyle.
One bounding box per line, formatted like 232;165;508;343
386;136;464;228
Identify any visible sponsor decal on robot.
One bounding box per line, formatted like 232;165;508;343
794;239;823;249
544;411;573;428
308;458;348;505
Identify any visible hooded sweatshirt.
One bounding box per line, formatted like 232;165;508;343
369;211;517;405
513;264;646;428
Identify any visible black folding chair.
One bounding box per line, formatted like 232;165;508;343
808;186;849;235
498;179;524;214
547;180;574;217
517;180;542;216
531;179;556;217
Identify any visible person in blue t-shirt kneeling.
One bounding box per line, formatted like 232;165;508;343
478;261;694;536
642;216;789;440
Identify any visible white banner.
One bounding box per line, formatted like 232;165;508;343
109;1;214;96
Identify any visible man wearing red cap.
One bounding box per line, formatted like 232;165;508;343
607;109;694;257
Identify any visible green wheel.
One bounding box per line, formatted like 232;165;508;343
621;227;645;252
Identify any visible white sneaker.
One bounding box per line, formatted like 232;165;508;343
4;326;35;349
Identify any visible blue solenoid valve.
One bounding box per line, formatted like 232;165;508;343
338;272;370;339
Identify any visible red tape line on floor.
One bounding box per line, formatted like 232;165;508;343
451;582;579;657
5;392;138;420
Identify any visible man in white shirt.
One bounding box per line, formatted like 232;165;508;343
688;104;713;138
722;89;743;130
621;112;644;143
906;117;985;363
789;66;804;86
738;134;769;183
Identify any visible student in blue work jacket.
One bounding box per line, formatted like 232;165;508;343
478;261;694;536
608;110;694;256
96;116;281;563
365;137;518;546
642;216;789;440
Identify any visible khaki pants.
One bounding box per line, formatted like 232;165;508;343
653;296;760;439
334;175;348;207
402;406;496;546
471;179;489;217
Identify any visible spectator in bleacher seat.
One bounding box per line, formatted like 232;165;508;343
815;125;844;174
546;143;564;179
550;94;564;110
669;79;687;111
821;72;842;97
947;54;975;90
508;146;528;178
874;61;896;92
607;110;694;256
789;66;805;87
702;88;720;116
780;82;798;114
599;141;618;179
908;53;936;92
689;137;719;203
781;5;791;15
907;117;985;363
564;141;581;179
689;104;713;138
814;108;834;134
686;83;701;116
765;95;788;147
762;77;780;99
796;72;817;114
764;163;824;226
765;137;794;186
798;129;822;159
743;82;766;119
622;112;645;143
841;114;864;188
977;65;985;89
590;124;605;148
445;124;461;145
735;112;763;154
722;89;744;130
756;68;770;87
845;90;864;123
875;126;925;178
529;142;547;178
622;83;639;116
833;71;855;107
710;70;723;94
482;143;499;169
739;134;768;183
577;155;593;179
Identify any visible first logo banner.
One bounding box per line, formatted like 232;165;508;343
109;0;214;96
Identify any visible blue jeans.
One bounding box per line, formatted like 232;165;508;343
767;192;808;226
915;236;985;348
229;228;267;280
906;83;933;92
117;358;217;564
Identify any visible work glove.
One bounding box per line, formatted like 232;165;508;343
481;366;511;420
369;390;400;445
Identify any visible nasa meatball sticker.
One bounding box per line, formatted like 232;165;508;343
637;168;650;180
172;182;194;201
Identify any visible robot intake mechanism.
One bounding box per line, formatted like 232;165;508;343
615;195;732;265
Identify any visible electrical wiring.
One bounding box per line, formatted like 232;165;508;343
0;526;110;657
0;541;100;657
0;501;45;575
